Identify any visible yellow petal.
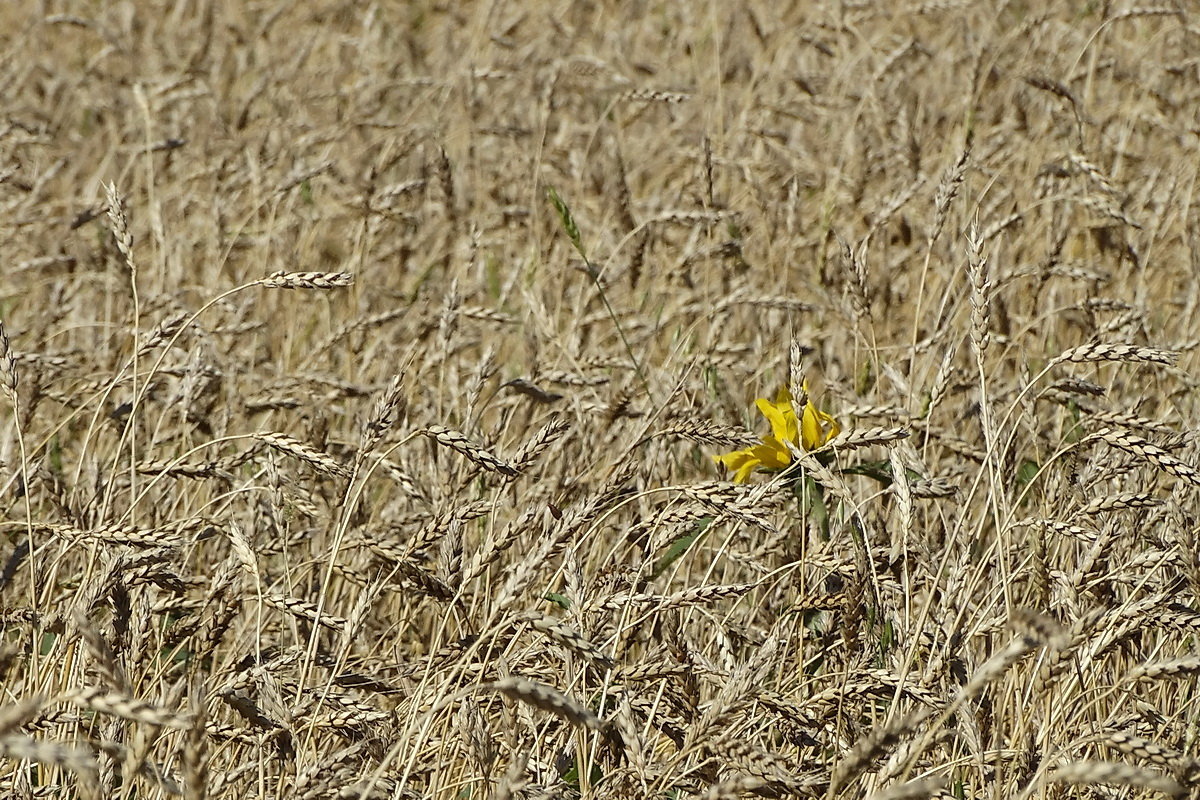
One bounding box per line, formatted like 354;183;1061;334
755;398;791;444
817;406;840;446
800;402;822;451
714;449;753;471
759;393;800;445
715;448;761;482
734;459;758;483
752;438;791;470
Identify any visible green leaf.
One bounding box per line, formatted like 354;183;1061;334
856;359;875;395
1064;399;1085;444
1016;459;1041;487
652;517;712;579
561;757;603;789
840;459;894;484
795;475;829;539
880;618;895;654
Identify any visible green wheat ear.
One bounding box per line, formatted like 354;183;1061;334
546;187;585;260
545;186;650;396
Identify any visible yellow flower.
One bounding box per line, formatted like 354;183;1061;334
713;384;841;483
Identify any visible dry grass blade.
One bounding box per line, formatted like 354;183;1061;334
502;377;564;404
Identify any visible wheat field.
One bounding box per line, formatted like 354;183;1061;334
2;2;1200;799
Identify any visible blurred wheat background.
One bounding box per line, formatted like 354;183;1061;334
2;2;1200;799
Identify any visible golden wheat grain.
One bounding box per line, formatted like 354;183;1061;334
0;696;43;736
833;426;910;450
1044;760;1185;799
649;419;759;449
422;424;518;477
830;710;932;792
1077;492;1163;515
0;734;98;788
486;676;605;731
514;612;615;671
0;321;19;404
1095;428;1200;486
866;777;949;800
509;417;571;473
1052;342;1178;367
62;685;192;729
252;431;350;477
261;594;349;632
